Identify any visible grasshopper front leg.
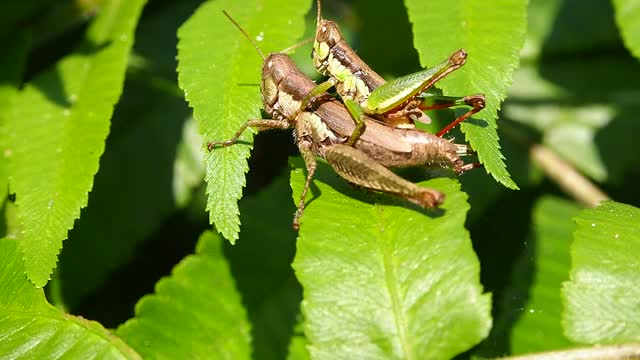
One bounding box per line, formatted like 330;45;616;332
293;139;317;230
206;119;291;150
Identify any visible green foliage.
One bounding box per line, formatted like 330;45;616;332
5;0;146;286
563;201;640;344
291;159;491;359
404;0;527;189
55;0;196;309
1;0;640;359
507;198;578;352
177;0;311;243
117;231;252;359
612;0;640;60
504;0;640;185
0;238;141;359
0;33;30;205
485;197;579;356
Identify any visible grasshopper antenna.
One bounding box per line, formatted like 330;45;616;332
316;0;322;24
280;37;313;54
222;10;265;60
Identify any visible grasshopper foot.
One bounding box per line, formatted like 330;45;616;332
449;49;467;66
207;139;237;151
436;93;487;137
292;209;303;231
455;162;483;175
464;94;485;110
410;189;446;208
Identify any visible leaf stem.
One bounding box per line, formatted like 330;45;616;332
530;144;609;208
500;120;610;207
499;343;640;360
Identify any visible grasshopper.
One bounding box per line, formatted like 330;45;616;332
209;11;477;229
309;0;486;144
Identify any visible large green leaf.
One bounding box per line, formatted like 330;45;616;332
0;33;30;206
57;81;190;309
228;174;301;360
404;0;527;189
55;0;198;310
509;197;579;353
176;0;311;243
117;231;252;359
0;238;141;359
562;201;640;344
612;0;640;60
6;0;147;286
485;197;579;356
291;160;491;359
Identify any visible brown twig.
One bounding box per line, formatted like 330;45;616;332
500;343;640;360
530;144;609;207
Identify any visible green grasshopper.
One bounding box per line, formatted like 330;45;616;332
209;11;477;229
309;0;486;145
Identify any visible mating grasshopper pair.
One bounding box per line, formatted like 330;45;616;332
208;7;483;229
309;0;486;144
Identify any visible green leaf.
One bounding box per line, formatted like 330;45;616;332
404;0;527;189
612;0;640;61
523;0;620;60
57;78;190;309
562;201;640;344
287;321;310;360
0;238;141;359
228;174;301;360
56;0;197;308
176;0;311;243
173;117;206;208
291;159;491;359
6;0;147;286
486;197;579;356
0;32;30;206
117;231;252;359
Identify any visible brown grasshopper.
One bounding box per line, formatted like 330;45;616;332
309;0;486;144
209;11;477;229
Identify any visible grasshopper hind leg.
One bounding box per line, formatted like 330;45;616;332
324;144;445;208
417;93;486;137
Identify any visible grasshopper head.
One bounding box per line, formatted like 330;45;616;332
261;53;295;114
312;19;343;69
261;53;316;119
315;19;343;47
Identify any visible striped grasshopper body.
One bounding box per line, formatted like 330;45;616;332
311;0;486;142
209;12;476;229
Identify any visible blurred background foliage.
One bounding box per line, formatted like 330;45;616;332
1;0;639;358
